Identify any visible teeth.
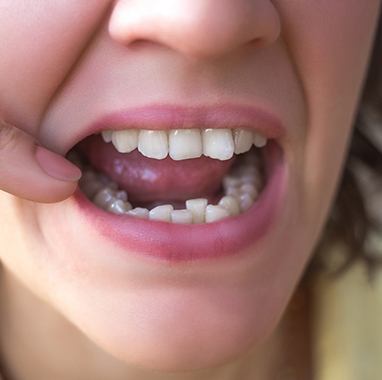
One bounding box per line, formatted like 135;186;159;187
115;190;128;202
78;140;265;223
233;129;253;154
103;128;268;161
218;196;240;216
253;132;267;148
107;199;132;215
239;193;254;211
93;188;116;208
240;183;258;199
127;207;149;219
79;172;104;198
202;129;234;160
111;129;139;153
138;130;169;159
205;205;230;223
185;198;208;223
102;130;113;143
171;209;193;224
169;129;202;160
149;205;174;222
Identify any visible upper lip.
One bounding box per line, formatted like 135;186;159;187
68;103;285;152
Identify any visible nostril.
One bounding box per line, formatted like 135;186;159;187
108;0;281;59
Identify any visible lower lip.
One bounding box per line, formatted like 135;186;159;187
73;141;287;263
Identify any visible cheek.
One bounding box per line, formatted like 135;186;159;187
277;1;380;226
0;1;110;130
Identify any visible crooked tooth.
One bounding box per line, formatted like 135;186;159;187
233;129;253;154
149;204;174;222
205;205;230;223
253;132;267;148
138;130;168;159
102;130;113;143
111;129;139;153
127;207;149;219
171;209;193;224
218;196;240;216
186;198;208;223
202;129;234;160
169;129;202;160
107;200;132;215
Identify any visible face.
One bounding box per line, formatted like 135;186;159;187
0;0;380;372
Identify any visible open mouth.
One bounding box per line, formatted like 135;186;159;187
70;127;268;224
66;105;287;262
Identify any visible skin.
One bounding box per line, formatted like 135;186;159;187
0;1;380;379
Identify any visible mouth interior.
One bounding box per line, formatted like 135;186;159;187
69;133;269;222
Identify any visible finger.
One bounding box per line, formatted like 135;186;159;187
0;121;81;203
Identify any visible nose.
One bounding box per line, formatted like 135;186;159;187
109;0;281;59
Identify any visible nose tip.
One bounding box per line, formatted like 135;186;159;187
109;0;281;59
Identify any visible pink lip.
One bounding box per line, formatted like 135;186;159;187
69;103;285;152
73;137;287;262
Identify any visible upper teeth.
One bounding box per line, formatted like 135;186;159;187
102;128;268;161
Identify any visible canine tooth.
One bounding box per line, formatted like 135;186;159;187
93;188;116;208
138;130;168;159
185;198;208;223
169;129;202;160
239;193;254;211
127;207;149;219
218;196;240;216
102;130;113;143
171;209;193;224
107;200;132;215
202;129;234;160
205;205;230;223
253;132;267;148
233;129;253;154
111;129;139;153
149;205;174;222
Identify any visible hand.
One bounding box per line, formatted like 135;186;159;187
0;120;81;203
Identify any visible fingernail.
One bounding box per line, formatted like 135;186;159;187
35;146;82;182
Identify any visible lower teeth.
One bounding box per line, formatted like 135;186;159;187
74;150;265;224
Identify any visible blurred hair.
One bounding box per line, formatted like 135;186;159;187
304;10;382;284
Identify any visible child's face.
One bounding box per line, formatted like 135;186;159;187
0;0;380;371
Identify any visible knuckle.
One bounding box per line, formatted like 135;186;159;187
0;120;19;151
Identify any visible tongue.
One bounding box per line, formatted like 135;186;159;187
79;136;235;203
